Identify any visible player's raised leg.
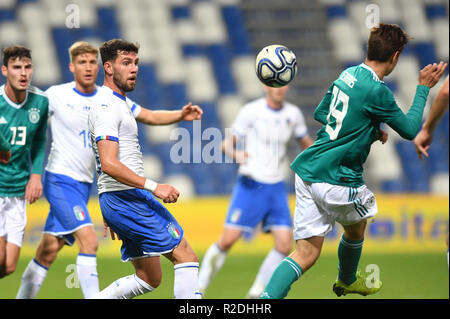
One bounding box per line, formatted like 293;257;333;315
164;237;201;299
16;234;65;298
73;226;99;298
247;228;291;298
198;227;241;295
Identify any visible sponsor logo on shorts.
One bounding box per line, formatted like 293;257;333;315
73;205;86;221
231;208;241;223
167;223;180;239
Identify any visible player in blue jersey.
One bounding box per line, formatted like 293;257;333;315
261;24;447;299
17;42;102;298
89;39;203;299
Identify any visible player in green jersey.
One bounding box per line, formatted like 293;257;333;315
0;46;49;278
261;24;447;299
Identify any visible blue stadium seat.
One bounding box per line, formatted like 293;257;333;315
325;5;348;19
163;83;189;108
206;44;237;95
97;7;121;40
381;180;407;193
182;44;205;56
0;9;15;21
425;4;448;19
414;42;437;68
171;6;191;20
137;64;163;106
221;6;252;55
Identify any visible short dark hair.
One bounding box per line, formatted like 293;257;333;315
366;24;409;62
99;39;139;65
2;45;32;66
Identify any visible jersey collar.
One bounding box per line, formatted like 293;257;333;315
101;85;127;101
0;84;29;109
360;63;384;83
73;86;98;97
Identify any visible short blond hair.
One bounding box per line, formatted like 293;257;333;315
69;41;98;62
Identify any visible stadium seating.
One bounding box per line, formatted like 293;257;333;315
0;0;448;195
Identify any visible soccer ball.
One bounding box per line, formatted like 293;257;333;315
255;45;298;87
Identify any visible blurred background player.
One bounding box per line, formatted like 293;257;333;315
0;134;11;164
16;41;102;299
261;24;447;299
0;46;48;279
413;74;449;267
198;84;313;298
89;39;203;299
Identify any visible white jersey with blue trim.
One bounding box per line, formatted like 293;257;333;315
45;81;105;183
232;97;308;184
88;85;142;194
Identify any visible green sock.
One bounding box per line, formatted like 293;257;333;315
338;234;364;285
261;257;303;299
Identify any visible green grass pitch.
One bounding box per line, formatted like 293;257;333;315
0;252;448;299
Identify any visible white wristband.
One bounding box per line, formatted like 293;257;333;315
144;178;158;192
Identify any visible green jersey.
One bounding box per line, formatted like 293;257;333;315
0;84;48;197
0;132;10;151
291;63;430;188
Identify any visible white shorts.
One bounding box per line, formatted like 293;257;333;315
293;174;377;240
0;197;27;247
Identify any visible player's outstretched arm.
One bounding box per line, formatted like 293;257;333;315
97;139;180;203
414;75;449;159
136;102;203;125
221;135;248;164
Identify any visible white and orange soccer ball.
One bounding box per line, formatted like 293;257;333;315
255;44;298;87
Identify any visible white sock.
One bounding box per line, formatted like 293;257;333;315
16;258;48;299
247;248;286;298
92;274;154;299
198;243;227;293
76;253;99;299
447;249;449;269
174;262;202;299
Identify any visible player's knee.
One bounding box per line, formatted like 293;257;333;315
137;272;161;289
37;242;60;265
275;240;292;256
79;239;98;255
4;264;16;276
217;238;235;252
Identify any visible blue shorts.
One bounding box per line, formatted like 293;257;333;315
225;176;292;238
43;171;94;246
99;188;184;262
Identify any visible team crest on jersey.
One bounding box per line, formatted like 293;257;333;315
73;205;86;221
28;108;40;124
167;223;181;239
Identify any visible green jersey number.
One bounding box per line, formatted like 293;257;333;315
10;126;27;145
325;86;349;140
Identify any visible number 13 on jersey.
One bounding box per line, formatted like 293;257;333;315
325;86;349;140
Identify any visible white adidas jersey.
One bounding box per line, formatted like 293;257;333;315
232;97;308;184
45;82;105;183
88;85;142;194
